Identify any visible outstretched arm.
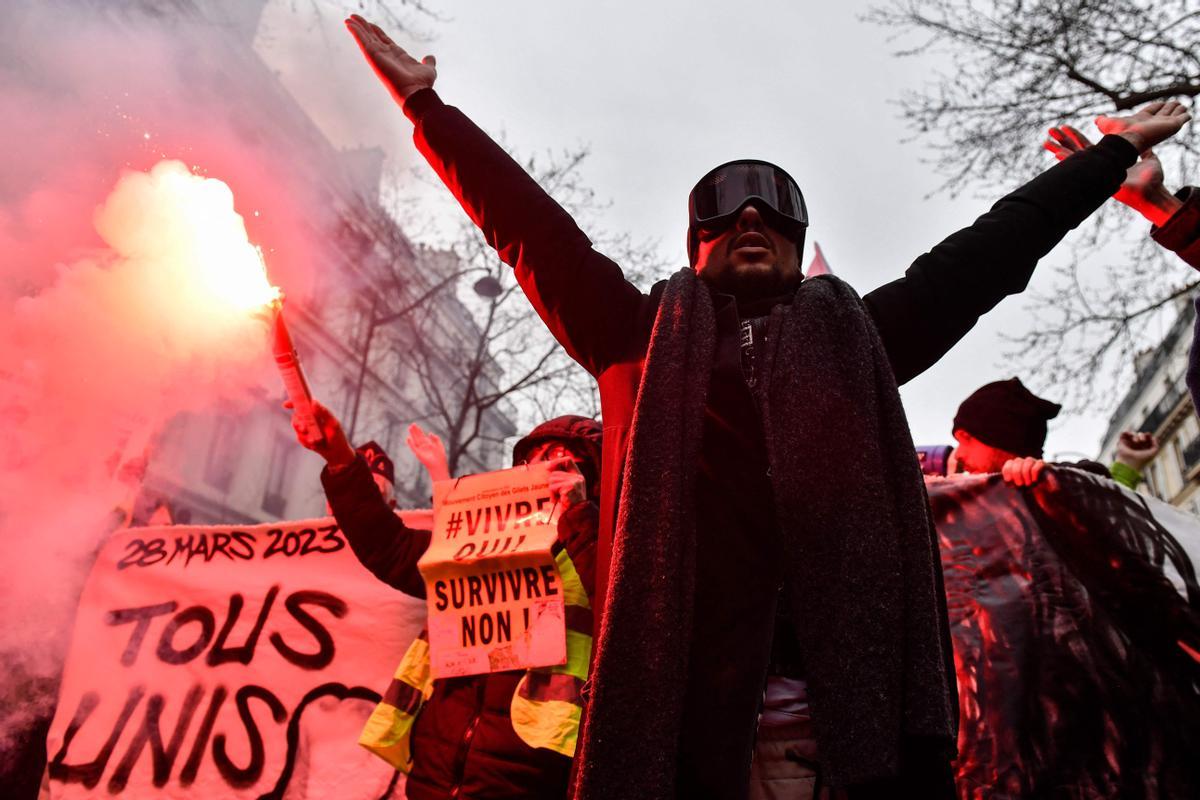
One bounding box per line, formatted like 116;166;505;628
346;16;650;376
345;15;437;103
1045;127;1179;226
1043;108;1200;428
865;102;1191;385
1044;120;1200;270
292;400;431;597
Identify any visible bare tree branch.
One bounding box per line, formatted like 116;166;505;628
348;143;666;477
870;0;1200;415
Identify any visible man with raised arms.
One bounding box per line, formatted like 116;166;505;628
343;15;1189;799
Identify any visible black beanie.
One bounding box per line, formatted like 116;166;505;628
356;440;395;486
952;378;1061;458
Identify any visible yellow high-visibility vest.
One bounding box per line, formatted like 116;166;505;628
359;546;592;770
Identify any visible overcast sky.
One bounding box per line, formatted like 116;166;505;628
259;0;1152;458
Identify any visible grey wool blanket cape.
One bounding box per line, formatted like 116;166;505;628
574;270;958;798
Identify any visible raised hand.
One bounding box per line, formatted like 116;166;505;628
1001;457;1045;487
1096;100;1191;153
406;423;451;483
345;14;437;104
1115;430;1160;472
287;400;355;468
546;458;587;512
1044;124;1181;226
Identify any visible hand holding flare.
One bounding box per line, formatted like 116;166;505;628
268;296;324;445
289;399;354;468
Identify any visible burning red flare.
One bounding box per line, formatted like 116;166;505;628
97;160;283;313
98;159;318;434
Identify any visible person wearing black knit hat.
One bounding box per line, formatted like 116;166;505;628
952;378;1061;475
952;378;1160;489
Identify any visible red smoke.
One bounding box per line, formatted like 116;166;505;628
0;3;356;761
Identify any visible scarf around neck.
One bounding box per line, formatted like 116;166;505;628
574;268;957;797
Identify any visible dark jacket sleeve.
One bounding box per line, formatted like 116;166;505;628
1189;298;1200;425
556;501;600;601
1059;458;1112;479
403;89;648;376
1151;187;1200;270
1146;188;1200;417
863;135;1138;385
321;455;431;598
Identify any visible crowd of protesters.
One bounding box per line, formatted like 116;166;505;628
5;8;1199;800
261;13;1200;800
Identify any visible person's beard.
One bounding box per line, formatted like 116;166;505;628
723;260;801;300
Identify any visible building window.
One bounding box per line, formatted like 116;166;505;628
340;377;357;422
262;435;293;518
382;413;401;457
204;416;239;492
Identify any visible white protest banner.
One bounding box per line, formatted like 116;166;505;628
45;514;428;799
419;462;566;679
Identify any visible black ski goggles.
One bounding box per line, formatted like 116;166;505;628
688;159;808;233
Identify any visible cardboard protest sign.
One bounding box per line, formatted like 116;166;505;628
44;514;429;799
419;462;566;678
929;469;1200;799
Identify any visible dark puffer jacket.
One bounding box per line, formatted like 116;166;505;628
322;416;601;800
